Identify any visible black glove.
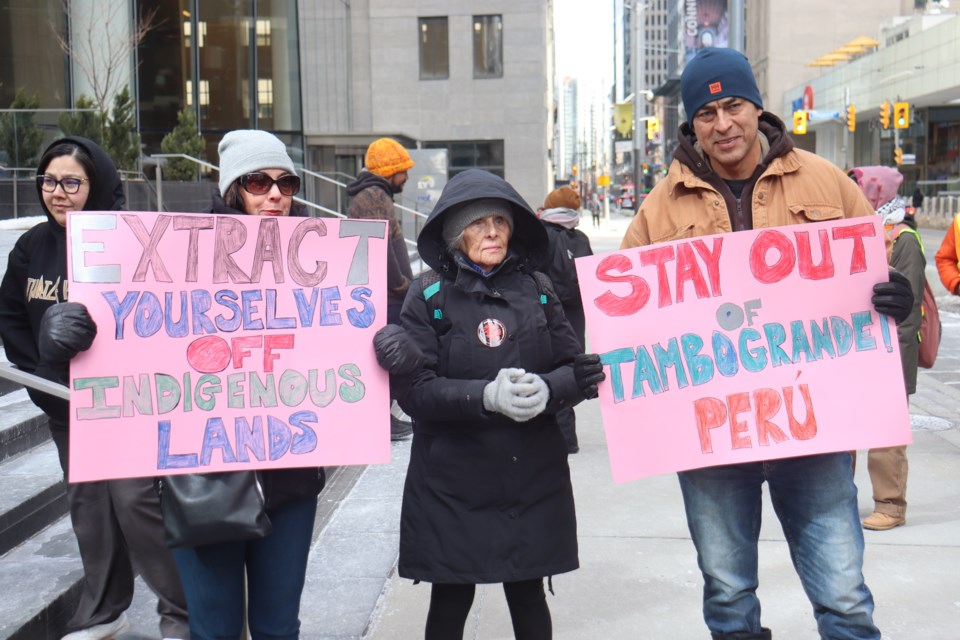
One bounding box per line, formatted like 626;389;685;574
38;302;97;366
573;353;605;400
872;269;914;325
373;324;423;376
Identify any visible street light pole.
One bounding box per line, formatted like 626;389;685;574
631;2;647;202
630;0;649;205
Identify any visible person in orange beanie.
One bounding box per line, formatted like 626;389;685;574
347;138;416;439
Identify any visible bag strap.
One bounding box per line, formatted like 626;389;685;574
421;270;443;322
422;269;554;325
890;223;924;256
531;271;556;322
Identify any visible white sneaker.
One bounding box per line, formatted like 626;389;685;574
61;613;131;640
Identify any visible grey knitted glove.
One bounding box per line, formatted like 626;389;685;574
483;368;549;422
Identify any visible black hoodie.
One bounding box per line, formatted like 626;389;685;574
0;137;125;428
417;169;548;275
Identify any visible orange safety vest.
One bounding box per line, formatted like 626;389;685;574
954;214;960;268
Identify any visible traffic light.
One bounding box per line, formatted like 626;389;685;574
646;117;660;140
792;110;808;135
846;104;856;132
894;101;910;129
879;100;891;129
572;163;578;177
894;147;903;165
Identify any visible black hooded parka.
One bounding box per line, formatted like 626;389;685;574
397;169;584;584
0;136;125;427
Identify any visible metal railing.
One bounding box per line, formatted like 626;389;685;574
150;154;344;219
1;165;158;219
148;154;425;269
0;363;69;399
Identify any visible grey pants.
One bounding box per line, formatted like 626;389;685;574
51;428;189;638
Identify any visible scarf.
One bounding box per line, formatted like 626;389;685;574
540;207;581;229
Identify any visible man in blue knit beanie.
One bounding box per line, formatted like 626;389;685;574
620;47;914;640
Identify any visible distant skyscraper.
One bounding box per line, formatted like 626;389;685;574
558;77;579;182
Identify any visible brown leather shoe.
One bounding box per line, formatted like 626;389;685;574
862;512;905;531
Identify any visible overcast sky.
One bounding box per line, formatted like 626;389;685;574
553;0;614;94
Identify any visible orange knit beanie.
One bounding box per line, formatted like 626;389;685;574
365;138;414;178
543;185;582;211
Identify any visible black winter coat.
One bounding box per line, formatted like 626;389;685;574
0;136;125;429
397;169;583;584
541;222;593;307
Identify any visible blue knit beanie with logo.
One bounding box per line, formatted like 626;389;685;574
680;48;763;126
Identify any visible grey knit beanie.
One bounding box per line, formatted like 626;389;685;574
217;130;296;196
442;198;514;251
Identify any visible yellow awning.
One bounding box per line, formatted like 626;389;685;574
847;36;880;48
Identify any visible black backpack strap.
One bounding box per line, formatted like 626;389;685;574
422;269;555;326
532;271;556;322
420;270;443;323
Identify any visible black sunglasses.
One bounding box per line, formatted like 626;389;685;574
239;172;301;196
37;175;88;194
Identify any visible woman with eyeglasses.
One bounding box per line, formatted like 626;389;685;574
0;137;189;640
166;129;325;640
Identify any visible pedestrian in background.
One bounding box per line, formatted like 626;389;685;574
851;166;923;531
347;137;416;440
538;185;594;453
621;48;914;639
0;136;189;640
590;193;602;228
173;129;326;640
395;169;604;640
936;209;960;296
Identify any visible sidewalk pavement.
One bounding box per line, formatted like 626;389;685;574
339;210;960;639
2;213;957;639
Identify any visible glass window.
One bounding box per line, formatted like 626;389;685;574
198;0;252;131
424;140;505;178
0;0;69;108
418;17;448;80
473;15;502;79
136;0;195;155
138;0;302;158
255;0;302;132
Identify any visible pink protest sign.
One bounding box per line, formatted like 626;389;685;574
66;211;390;482
576;217;911;483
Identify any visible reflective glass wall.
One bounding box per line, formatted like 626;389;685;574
138;0;303;165
0;0;68;108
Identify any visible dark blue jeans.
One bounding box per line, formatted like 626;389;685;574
678;453;879;640
172;495;318;640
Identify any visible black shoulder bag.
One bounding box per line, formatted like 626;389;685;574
158;471;273;548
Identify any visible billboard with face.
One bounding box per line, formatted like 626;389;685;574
684;0;729;62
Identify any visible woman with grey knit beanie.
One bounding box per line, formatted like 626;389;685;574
166;129;323;640
171;130;423;639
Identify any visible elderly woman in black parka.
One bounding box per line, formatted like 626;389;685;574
394;169;604;640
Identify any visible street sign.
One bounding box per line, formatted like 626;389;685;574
598;175;611;186
902;153;916;165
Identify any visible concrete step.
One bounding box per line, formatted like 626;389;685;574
0;515;82;640
0;389;52;464
0;440;67;556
